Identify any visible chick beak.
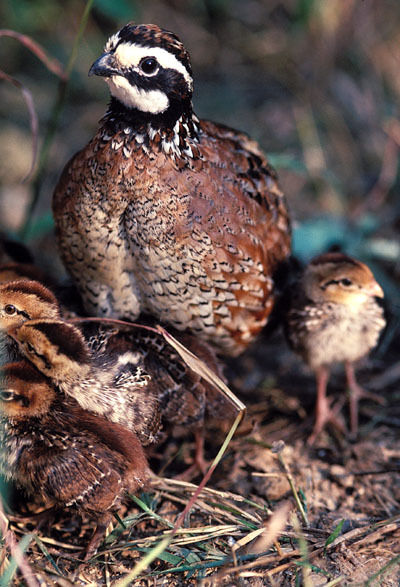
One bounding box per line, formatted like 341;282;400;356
366;280;384;298
88;53;117;77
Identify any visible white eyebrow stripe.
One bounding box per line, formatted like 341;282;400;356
104;31;121;52
114;43;192;90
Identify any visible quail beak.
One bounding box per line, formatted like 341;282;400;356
88;53;118;77
366;280;384;298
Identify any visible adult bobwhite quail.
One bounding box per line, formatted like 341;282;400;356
0;361;149;559
53;23;291;356
285;252;386;443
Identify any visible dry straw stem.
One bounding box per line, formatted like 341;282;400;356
69;319;246;584
203;502;291;585
0;29;66;183
0;69;38;182
0;498;38;587
201;511;400;583
114;409;245;585
22;0;95;236
248;437;309;527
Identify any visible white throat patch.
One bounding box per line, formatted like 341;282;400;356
106;75;169;113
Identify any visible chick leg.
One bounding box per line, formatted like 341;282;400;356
345;361;386;439
175;429;208;481
308;366;345;445
84;513;112;561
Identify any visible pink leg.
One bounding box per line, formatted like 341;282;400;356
84;514;112;561
345;361;386;439
175;430;208;481
308;366;346;445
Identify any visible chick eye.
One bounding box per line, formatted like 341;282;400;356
26;342;35;353
0;390;14;402
340;278;352;286
4;304;16;315
139;57;158;75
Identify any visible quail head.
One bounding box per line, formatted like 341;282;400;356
0;280;61;363
53;22;291;357
0;361;150;558
11;318;161;446
285;252;386;443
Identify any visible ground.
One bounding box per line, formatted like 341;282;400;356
3;325;399;585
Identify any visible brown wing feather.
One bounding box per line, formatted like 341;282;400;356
53;116;291;355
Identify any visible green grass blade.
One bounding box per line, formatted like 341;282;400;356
324;519;345;555
32;534;63;576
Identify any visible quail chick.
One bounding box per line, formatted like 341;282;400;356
14;317;233;476
80;319;232;477
53;22;291;357
0;280;61;362
11;319;161;446
285;252;386;443
0;280;233;475
0;280;216;434
0;361;150;559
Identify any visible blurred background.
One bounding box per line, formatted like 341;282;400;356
0;0;399;302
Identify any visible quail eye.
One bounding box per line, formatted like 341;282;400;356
340;278;352;286
4;304;16;315
26;342;35;353
139;57;158;75
0;390;14;402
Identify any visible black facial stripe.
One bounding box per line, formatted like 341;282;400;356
26;344;52;371
17;309;30;320
125;66;189;95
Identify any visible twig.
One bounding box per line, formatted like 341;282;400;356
0;30;65;78
276;450;309;527
21;0;95;237
0;70;38;182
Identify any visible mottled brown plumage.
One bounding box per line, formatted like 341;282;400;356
285;252;386;442
53;23;291;356
1;280;233;475
11;319;161;446
79;319;232;477
0;361;149;558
